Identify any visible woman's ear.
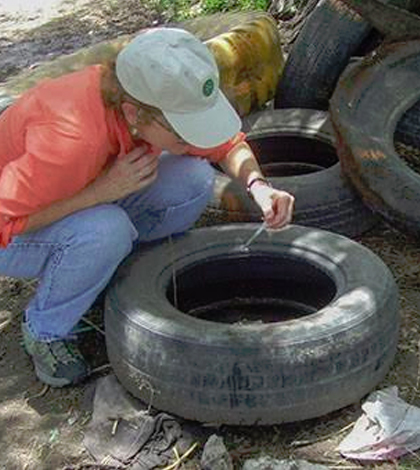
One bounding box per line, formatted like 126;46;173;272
121;102;138;126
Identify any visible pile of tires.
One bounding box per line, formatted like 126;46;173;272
206;0;410;238
274;0;420;111
273;0;420;238
209;0;420;239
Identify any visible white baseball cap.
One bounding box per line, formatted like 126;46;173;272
115;27;242;148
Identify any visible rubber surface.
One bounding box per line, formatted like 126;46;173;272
274;0;372;110
207;108;377;237
330;40;420;237
396;100;420;150
105;224;399;425
274;0;418;111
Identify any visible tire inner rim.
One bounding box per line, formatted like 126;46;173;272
250;136;337;176
166;252;337;324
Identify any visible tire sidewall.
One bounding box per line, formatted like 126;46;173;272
330;40;420;235
208;108;376;237
105;224;399;424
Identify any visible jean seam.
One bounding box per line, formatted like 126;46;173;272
170;178;213;210
26;242;71;342
23;241;69;315
145;178;213;238
7;240;69;250
41;244;67;312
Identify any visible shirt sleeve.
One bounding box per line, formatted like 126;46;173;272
0;122;95;247
185;131;247;162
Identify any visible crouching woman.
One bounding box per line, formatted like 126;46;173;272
0;27;294;387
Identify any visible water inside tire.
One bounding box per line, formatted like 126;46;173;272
166;252;337;324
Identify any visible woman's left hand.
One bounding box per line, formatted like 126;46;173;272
250;182;295;229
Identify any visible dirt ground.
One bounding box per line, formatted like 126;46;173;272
1;1;420;469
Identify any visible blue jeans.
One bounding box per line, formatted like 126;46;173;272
0;153;214;341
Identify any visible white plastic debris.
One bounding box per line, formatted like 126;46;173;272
338;386;420;460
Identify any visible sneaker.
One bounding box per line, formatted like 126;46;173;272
21;321;90;387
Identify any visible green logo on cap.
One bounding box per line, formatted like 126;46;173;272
203;79;214;97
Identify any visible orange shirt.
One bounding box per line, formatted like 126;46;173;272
0;65;245;247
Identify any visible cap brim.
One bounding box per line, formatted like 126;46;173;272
163;91;242;149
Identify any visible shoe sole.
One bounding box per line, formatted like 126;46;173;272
34;364;73;387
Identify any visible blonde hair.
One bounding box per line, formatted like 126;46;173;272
100;61;165;126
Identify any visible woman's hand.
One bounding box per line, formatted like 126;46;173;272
249;181;295;229
213;139;295;228
90;144;160;203
23;144;161;234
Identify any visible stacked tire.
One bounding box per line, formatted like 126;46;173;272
207;108;377;238
330;40;420;237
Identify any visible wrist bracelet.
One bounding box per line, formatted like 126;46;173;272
247;177;271;194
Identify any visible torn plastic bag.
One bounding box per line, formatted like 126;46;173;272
338;386;420;460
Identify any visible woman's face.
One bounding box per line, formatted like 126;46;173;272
122;102;191;154
136;118;190;155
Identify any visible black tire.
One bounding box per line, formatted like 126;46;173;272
105;224;399;425
395;100;420;150
274;0;417;111
330;40;420;237
207;108;377;237
274;0;373;110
